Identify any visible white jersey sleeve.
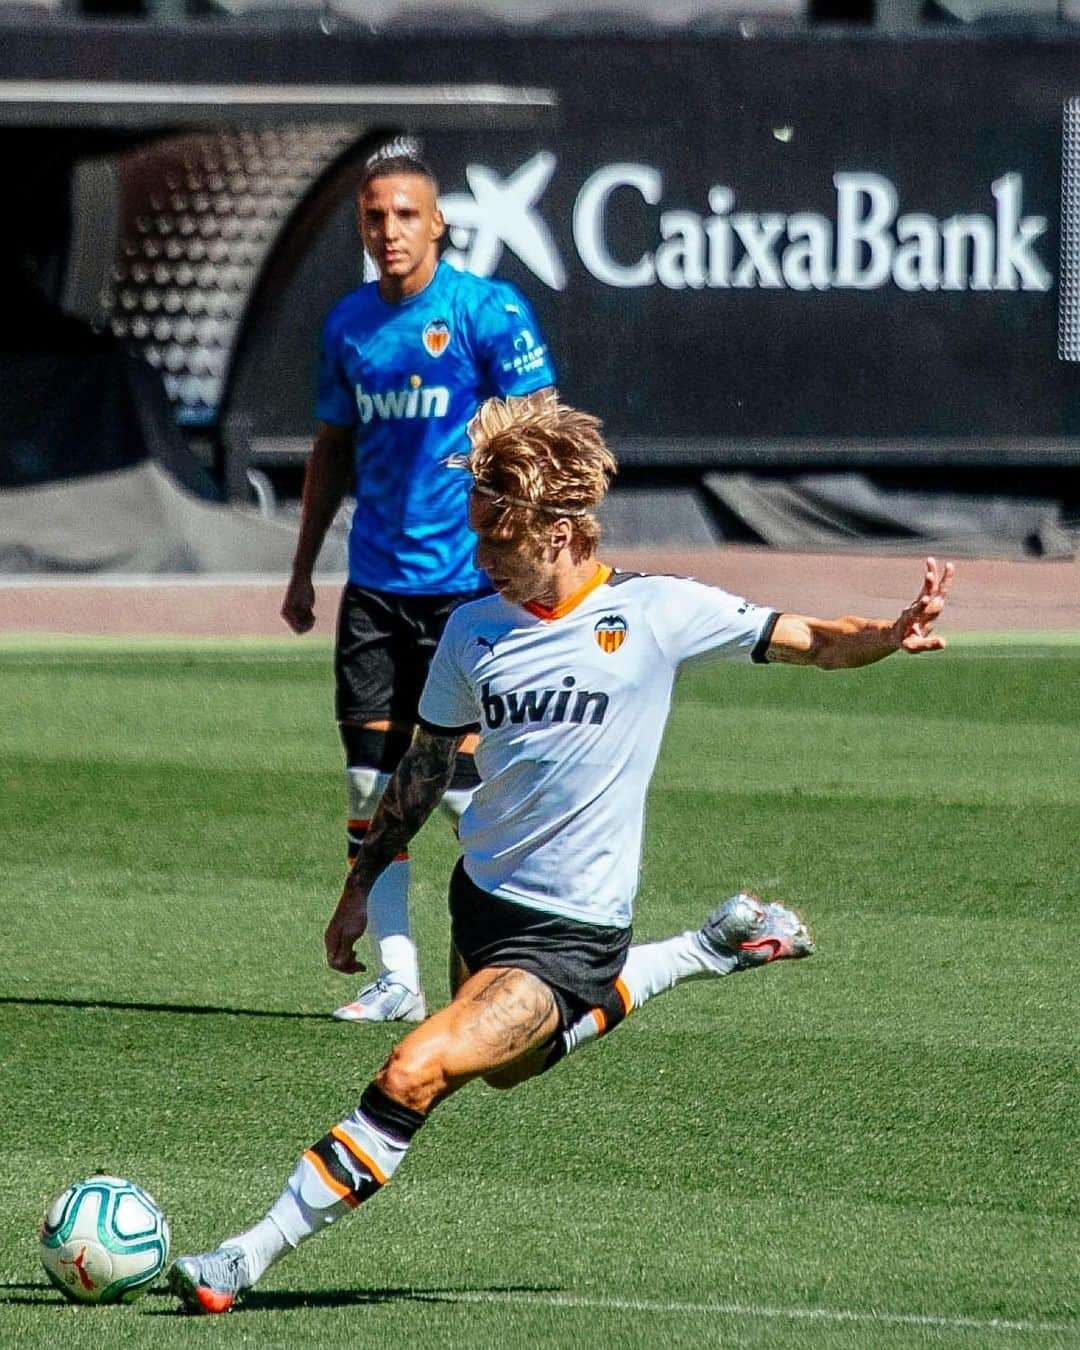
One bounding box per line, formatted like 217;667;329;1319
640;574;777;665
418;611;482;732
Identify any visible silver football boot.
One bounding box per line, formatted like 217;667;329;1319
168;1246;246;1315
333;978;427;1023
699;893;815;970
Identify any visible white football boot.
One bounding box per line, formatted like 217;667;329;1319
333;978;427;1023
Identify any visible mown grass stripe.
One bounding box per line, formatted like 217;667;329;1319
0;630;1077;656
417;1289;1076;1335
0;634;333;655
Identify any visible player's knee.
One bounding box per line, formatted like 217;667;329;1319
345;765;387;819
340;723;412;775
449;750;479;794
482;1047;552;1091
375;1040;448;1114
341;726;406;819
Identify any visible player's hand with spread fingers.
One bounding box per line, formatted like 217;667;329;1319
893;556;954;654
324;875;370;973
766;554;955;668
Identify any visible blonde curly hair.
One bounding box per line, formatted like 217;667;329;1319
464;392;617;559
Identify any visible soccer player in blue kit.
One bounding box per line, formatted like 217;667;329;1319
281;151;556;1022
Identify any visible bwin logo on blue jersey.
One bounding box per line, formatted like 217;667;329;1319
355;380;451;425
481;676;609;729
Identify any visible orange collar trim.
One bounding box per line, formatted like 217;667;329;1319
524;564;613;622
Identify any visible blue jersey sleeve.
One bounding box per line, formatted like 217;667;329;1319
315;308;358;427
472;282;557;397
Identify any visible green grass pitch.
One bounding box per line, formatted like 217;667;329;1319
0;636;1077;1349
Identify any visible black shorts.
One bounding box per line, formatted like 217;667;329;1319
335;583;487;725
448;859;632;1031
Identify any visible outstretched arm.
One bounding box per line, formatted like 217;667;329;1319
324;728;465;972
767;556;954;670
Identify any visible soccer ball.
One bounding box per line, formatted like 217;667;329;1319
40;1175;170;1304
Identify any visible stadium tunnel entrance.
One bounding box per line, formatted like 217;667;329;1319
0;85;558;572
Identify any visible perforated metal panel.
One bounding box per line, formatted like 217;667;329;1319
99;124;361;423
1059;97;1080;360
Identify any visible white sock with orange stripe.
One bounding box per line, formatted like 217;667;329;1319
556;933;736;1065
620;930;738;1005
222;1083;425;1287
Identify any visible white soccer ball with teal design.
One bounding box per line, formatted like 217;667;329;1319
40;1175;170;1304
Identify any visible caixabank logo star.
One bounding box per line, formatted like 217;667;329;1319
440;153;566;290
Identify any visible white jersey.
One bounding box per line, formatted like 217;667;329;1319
419;565;777;929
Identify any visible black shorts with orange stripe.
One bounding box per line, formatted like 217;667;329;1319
448;858;632;1033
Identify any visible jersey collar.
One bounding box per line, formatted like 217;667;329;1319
523;564;612;622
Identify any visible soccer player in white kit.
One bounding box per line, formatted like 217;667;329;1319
170;394;952;1313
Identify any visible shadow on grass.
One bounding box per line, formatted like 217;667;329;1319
4;1282;566;1314
0;996;325;1020
0;1283;52;1306
144;1284;564;1315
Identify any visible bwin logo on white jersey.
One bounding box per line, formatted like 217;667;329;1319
355;381;450;425
481;676;609;728
440;152;567;291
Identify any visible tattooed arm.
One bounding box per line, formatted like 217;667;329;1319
324;729;465;973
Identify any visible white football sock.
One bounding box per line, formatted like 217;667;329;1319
346;768;419;992
367;861;419;991
619;930;737;1007
224;1089;417;1286
555;932;737;1066
223;1214;291;1287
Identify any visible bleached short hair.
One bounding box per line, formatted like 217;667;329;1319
463;392;617;558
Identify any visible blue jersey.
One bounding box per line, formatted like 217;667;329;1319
316;261;556;595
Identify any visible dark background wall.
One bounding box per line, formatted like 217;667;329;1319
2;19;1080;546
171;35;1080;455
